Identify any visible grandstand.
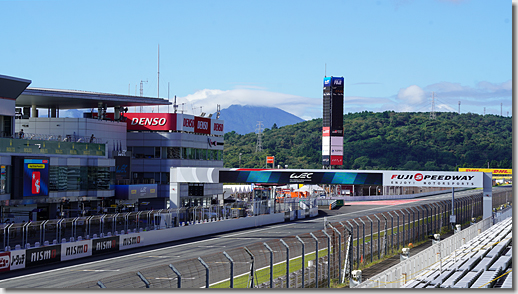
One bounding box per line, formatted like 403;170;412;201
402;216;512;288
356;208;512;288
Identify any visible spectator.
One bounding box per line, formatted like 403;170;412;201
90;134;95;143
19;129;24;138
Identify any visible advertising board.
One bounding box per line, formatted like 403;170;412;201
177;114;195;133
0;252;10;272
211;119;224;136
0;250;26;272
322;155;330;165
331;145;343;155
266;156;275;164
194;117;211;134
220;170;382;185
124;113;177;131
383;171;484;187
26;245;61;267
458;168;512;175
330;155;343;165
61;240;92;261
119;233;144;250
322;127;330;136
23;158;49;197
92;236;119;255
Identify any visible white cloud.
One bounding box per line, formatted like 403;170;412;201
396;85;426;107
141;88;322;119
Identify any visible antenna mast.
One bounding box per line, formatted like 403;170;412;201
157;44;160;99
173;96;178;113
140;79;148;112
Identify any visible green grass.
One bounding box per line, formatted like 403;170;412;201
211;248;329;288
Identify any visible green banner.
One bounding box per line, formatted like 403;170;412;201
0;138;105;156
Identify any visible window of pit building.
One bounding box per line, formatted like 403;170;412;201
87;166;111;190
165;147;181;159
131;147;161;159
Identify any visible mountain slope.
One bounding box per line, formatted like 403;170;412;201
217;105;304;134
223;111;512;170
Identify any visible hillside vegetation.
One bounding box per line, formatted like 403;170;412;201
223;111;512;171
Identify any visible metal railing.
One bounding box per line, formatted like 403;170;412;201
14;132;103;144
1;199;317;252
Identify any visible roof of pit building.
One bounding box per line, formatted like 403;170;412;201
16;87;171;109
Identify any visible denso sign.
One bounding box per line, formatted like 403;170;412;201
194;117;211;134
125;113;177;131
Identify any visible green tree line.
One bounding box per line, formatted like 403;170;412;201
223;111;512;171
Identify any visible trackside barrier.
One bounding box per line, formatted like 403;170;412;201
355;212;508;288
1;197;318;274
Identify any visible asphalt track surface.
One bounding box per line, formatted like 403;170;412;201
0;189;483;288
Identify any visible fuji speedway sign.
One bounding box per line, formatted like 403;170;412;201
383;171;483;188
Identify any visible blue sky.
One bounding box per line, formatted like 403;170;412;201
0;0;512;120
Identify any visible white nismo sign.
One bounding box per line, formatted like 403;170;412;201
383;171;483;188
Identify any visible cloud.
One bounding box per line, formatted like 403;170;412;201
424;80;512;100
397;85;426;105
144;88;322;119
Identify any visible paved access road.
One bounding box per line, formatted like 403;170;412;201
0;189;481;288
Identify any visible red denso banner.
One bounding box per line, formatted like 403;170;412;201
125;113;177;131
194;117;211;134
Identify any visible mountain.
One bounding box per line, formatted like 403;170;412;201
216;105;305;135
223;111;512;170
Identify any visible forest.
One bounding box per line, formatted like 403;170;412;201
223;111;512;171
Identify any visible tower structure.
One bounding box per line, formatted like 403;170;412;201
322;76;344;167
255;121;263;153
429;92;436;120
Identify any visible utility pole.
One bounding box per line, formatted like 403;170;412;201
484;107;486;115
501;103;503;116
458;101;461;114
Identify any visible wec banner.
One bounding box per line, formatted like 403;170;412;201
383;171;484;188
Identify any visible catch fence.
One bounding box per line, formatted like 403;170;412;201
68;190;512;288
